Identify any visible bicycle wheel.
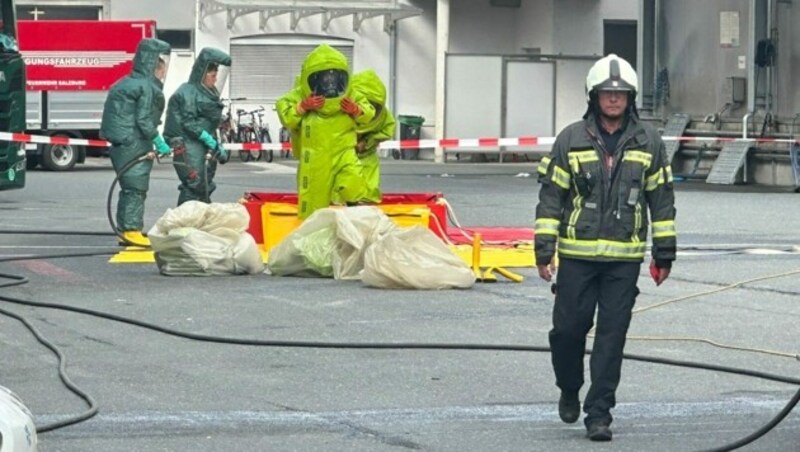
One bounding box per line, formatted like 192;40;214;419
238;129;254;162
247;130;263;161
261;129;274;163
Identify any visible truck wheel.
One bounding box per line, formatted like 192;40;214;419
42;143;79;171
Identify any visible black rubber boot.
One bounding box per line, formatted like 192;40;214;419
586;422;613;441
558;392;581;424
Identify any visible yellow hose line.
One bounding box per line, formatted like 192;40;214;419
588;268;800;360
624;335;799;360
633;268;800;314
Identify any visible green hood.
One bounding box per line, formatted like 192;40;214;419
299;44;350;98
189;47;232;85
352;70;386;105
131;38;170;80
352;69;387;125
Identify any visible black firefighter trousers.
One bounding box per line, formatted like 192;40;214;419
549;257;640;428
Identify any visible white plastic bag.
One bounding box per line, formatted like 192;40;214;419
149;201;265;276
362;226;475;290
268;206;474;290
331;206;397;279
268;206;395;278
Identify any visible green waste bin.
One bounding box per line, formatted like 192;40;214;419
397;115;425;160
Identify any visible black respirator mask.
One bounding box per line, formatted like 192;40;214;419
308;69;348;98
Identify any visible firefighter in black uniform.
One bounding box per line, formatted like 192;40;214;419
534;54;677;442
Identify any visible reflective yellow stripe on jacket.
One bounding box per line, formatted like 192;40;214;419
537;156;551;177
652;220;677;238
620;151;652;241
534;218;560;236
551;166;571;190
567;150;598;173
632;203;642;242
622;150;652;168
558;238;647;259
564;150;598;239
645;165;673;191
567;194;582;240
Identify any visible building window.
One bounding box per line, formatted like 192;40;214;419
603;20;638;70
490;0;521;7
158;29;193;51
16;5;101;20
230;42;353;103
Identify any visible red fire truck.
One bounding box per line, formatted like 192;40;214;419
17;19;156;170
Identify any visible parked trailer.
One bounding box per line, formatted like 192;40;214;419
17;19;155;171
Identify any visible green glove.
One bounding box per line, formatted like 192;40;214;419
0;34;19;52
216;145;229;164
153;135;171;156
199;130;218;150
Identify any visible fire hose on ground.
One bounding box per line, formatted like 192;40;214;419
0;248;797;451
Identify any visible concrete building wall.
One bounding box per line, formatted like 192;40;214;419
517;0;554;54
552;0;637;56
449;2;523;54
194;6;392;135
395;0;436;129
656;0;800;121
110;0;195;29
18;0;641;141
657;0;752;119
445;0;638;134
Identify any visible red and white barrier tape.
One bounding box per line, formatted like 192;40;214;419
379;136;556;149
379;135;800;148
2;131;799;151
661;135;800;144
0;131;109;148
226;141;292;151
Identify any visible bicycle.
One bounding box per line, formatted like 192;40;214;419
278;127;292;159
255;109;274;163
236;108;262;162
218;98;245;146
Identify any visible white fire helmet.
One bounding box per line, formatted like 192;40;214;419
585;54;638;102
0;385;38;452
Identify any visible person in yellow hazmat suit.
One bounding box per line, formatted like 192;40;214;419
276;44;375;219
350;70;396;202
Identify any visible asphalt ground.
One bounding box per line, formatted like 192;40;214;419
0;155;798;451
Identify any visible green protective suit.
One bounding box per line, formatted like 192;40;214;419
351;70;396;203
275;44;375;219
163;47;231;205
100;38;171;232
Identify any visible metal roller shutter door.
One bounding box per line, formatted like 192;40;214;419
230;44;353;103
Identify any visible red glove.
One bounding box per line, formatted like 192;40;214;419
340;97;362;117
649;260;670;286
297;95;325;114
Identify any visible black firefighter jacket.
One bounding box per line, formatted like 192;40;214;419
534;114;677;266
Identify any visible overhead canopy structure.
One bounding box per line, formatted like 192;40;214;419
198;0;423;32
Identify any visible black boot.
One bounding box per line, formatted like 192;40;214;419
586;421;613;441
558;392;580;424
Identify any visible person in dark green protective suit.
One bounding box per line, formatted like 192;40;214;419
276;44;375;219
351;70;396;203
163;47;231;206
100;38;172;247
